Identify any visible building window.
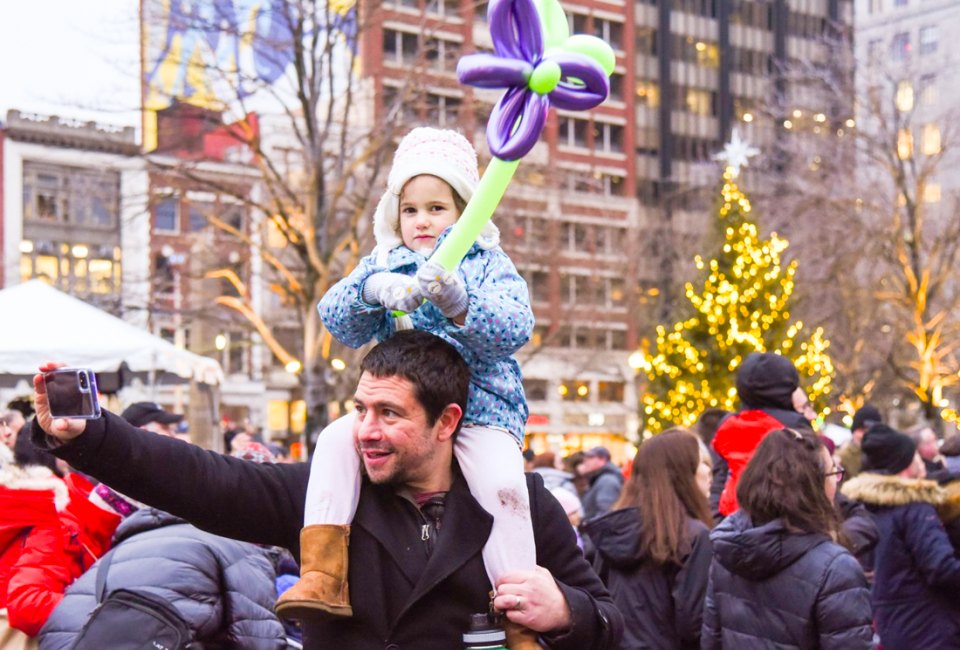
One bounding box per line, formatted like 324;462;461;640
425;36;461;72
530;270;549;303
523;379;548;401
559;117;589;148
594;122;624;153
919;26;938;55
155;197;179;232
636;81;659;108
592;18;623;50
636;26;657;56
426;0;454;17
609;277;626;305
22;163;119;228
21;242;120;296
188;204;209;232
677;37;719;68
597;381;625;402
890;32;910;62
920;74;937;106
682;87;716;116
568;12;588;35
608;72;624;102
222;204;245;231
867;0;882;11
425;93;461;127
559;380;590;402
382;29;419;65
897;128;913;160
895;80;914;112
921;124;941;155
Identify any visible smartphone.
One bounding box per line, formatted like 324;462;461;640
42;368;101;419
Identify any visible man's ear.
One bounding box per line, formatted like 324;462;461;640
435;404;464;442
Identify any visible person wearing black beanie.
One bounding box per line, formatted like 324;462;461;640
842;423;960;649
711;353;811;518
860;424;918;475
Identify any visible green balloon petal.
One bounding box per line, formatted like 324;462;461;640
564;34;616;77
533;0;569;49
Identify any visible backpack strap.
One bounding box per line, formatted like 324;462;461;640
94;548;117;603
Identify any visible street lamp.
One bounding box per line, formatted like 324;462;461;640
330;358;346;372
285;360;302;374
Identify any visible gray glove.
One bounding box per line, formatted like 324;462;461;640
416;261;469;319
362;272;422;313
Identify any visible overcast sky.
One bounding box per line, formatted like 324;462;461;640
0;0;142;128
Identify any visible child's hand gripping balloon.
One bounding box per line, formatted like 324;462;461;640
416;261;469;319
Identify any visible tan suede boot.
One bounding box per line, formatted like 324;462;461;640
504;620;542;649
275;524;352;620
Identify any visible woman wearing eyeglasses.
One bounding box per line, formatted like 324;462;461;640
701;428;873;649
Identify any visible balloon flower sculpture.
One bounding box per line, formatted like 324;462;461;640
426;0;616;271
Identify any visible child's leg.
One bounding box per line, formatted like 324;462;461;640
276;412;358;620
454;426;536;587
303;412;361;525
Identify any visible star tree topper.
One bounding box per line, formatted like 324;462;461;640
713;128;760;178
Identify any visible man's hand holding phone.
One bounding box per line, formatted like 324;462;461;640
34;362;92;441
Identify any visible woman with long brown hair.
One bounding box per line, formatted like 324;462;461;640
702;428;873;649
582;428;714;650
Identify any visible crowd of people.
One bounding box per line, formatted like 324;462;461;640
2;124;960;649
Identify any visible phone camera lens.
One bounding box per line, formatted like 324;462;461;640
78;373;88;389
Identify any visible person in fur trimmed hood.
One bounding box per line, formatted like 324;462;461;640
841;424;960;650
0;444;119;638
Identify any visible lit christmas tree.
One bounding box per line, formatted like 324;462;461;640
636;135;834;433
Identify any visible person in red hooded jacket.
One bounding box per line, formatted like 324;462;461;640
0;442;119;638
711;353;812;519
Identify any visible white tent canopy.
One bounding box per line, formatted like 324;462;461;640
0;281;222;385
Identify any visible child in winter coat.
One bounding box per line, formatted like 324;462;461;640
276;128;537;647
0;444;119;640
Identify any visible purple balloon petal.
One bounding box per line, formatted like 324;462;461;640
487;87;549;160
547;52;610;111
457;53;532;88
488;0;543;63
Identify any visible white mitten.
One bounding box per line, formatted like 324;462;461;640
362;272;422;313
416;261;469;319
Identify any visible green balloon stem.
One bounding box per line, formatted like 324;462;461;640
430;158;521;271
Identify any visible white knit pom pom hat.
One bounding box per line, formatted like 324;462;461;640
372;127;500;266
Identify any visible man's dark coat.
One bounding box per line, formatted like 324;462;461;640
33;412;622;649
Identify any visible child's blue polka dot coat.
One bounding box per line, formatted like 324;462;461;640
317;233;532;444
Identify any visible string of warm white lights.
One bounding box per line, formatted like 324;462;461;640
636;167;835;434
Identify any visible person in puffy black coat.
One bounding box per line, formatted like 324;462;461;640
702;428;873;649
38;507;287;649
585;429;713;650
841;424;960;650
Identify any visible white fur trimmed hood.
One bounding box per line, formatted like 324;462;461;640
0;444;69;511
841;472;943;508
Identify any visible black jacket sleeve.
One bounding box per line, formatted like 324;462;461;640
672;523;712;644
31;411;309;556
